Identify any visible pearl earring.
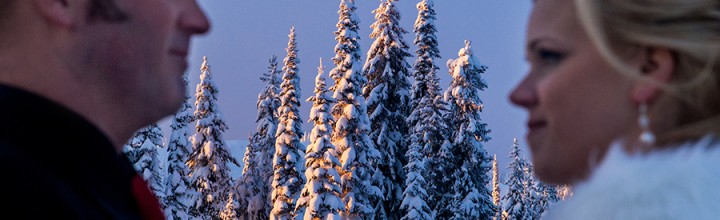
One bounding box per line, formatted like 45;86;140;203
639;103;655;145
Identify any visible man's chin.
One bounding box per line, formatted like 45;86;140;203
166;96;185;115
157;91;185;118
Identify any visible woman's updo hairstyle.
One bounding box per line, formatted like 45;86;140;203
575;0;720;145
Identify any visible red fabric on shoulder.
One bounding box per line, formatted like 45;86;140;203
131;175;165;220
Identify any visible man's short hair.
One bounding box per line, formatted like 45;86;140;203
0;0;126;23
0;0;12;21
88;0;128;22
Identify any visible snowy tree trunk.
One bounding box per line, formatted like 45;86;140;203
492;155;502;220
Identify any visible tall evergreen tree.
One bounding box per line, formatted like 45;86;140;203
556;185;573;201
407;1;451;218
329;0;362;92
363;0;413;218
163;74;196;220
330;1;382;218
400;131;431;220
524;163;541;219
220;192;239;220
443;40;494;219
123;123;165;196
187;56;239;219
451;161;486;220
410;0;441;110
529;163;559;219
296;59;344;219
237;55;281;220
501;138;533;220
433;138;454;219
270;27;305;220
237;138;260;219
491;155;502;220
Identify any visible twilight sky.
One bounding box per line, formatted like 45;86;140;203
161;0;534;168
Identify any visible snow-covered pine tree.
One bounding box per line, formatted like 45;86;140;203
451;161;486;220
220;192;239;220
443;40;494;219
329;1;382;218
296;59;344;219
187;56;240;219
237;138;259;218
270;26;306;220
410;0;441;110
501;138;533;220
407;1;452;218
329;0;362;93
363;0;413;218
556;185;573;201
523;160;539;220
237;55;281;220
491;155;502;220
542;184;560;210
529;163;559;219
123;123;165;196
163;73;196;220
430;139;454;219
400;128;431;220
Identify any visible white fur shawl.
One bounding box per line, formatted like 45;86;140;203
543;135;720;220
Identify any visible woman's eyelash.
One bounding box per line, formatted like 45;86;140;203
538;49;564;63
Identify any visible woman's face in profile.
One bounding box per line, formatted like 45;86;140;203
510;0;638;185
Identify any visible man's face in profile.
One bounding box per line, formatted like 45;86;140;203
77;0;209;120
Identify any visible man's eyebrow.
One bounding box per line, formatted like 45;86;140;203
527;37;546;51
528;39;540;52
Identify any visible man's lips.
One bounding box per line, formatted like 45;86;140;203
169;48;189;70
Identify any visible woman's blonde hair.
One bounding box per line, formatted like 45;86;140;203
574;0;720;145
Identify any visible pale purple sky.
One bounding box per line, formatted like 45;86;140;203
161;0;534;169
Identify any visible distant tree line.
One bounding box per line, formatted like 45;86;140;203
121;0;570;219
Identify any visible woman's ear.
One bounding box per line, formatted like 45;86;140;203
632;47;674;104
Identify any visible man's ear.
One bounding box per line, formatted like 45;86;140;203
31;0;82;28
632;47;674;104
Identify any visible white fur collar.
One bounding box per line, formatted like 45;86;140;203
543;135;720;220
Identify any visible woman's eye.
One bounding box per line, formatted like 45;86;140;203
538;49;564;64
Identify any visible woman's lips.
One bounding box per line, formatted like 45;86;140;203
528;119;547;131
527;119;547;149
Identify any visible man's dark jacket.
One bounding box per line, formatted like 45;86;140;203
0;85;151;219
